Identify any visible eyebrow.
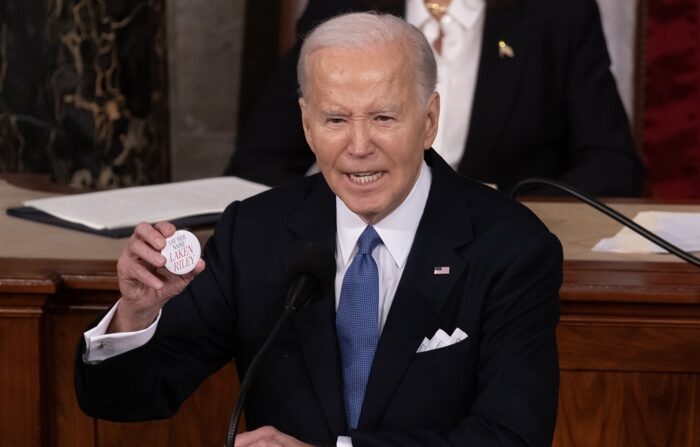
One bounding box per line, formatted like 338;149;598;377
367;102;401;114
320;109;350;117
370;106;400;115
318;103;401;117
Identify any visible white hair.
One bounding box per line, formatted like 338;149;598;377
297;12;437;106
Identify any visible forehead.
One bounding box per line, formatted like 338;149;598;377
305;42;415;102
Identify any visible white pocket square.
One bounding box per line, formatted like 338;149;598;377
416;328;468;353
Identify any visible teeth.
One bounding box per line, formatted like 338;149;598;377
349;172;382;184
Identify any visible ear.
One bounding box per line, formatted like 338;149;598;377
422;92;440;150
299;97;316;155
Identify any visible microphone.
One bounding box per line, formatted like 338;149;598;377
284;243;336;310
225;243;335;447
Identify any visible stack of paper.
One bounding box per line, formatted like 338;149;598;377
592;211;700;253
8;177;269;237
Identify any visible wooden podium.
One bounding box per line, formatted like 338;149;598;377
1;179;699;446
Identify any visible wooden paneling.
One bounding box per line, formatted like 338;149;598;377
45;304;104;447
553;259;700;447
559;316;700;372
47;289;238;447
1;231;699;445
0;262;241;447
554;372;699;447
96;363;237;446
0;295;47;446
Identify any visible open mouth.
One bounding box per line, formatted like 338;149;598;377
347;171;384;185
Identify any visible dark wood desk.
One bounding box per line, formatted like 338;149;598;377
1;180;699;446
0;179;237;446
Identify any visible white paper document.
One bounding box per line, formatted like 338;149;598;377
592;211;700;254
23;177;269;230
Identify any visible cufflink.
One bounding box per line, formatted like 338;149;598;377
498;40;514;58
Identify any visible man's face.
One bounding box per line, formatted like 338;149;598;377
299;41;439;224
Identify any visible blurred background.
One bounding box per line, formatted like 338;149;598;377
0;0;698;197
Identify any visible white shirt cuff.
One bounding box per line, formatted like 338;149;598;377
337;435;352;447
82;299;161;363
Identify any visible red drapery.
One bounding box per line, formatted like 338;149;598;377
642;0;700;198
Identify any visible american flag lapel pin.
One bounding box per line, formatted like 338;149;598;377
498;40;514;58
434;266;450;275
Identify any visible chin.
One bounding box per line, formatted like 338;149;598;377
352;205;386;224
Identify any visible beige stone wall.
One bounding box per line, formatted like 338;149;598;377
166;0;246;181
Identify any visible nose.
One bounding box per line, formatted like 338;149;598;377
347;120;374;157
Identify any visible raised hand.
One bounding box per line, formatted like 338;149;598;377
110;221;205;333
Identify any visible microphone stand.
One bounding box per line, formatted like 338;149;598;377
223;243;334;446
509;177;700;267
224;301;299;447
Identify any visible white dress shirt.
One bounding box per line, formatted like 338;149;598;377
406;0;486;169
83;302;161;363
335;161;432;447
335;161;431;331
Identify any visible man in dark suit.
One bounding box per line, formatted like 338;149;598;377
76;12;562;446
226;0;644;197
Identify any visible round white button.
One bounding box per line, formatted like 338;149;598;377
161;230;201;275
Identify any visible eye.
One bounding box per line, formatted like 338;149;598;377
326;117;346;124
374;115;395;122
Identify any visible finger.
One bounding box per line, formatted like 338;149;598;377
118;257;164;290
133;222;168;251
128;238;167;269
154;266;184;284
235;426;307;447
234;426;280;447
153;221;176;238
233;429;255;447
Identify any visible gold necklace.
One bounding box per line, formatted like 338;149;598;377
424;0;451;54
424;1;450;16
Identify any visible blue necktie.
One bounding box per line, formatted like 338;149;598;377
337;225;382;430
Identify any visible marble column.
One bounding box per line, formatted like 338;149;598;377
0;0;168;188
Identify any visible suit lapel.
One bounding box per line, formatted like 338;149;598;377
461;3;529;177
359;153;474;429
286;177;348;435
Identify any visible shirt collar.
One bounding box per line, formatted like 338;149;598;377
336;161;432;269
406;0;486;30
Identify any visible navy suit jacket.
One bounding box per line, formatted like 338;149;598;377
226;0;644;196
76;150;562;446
